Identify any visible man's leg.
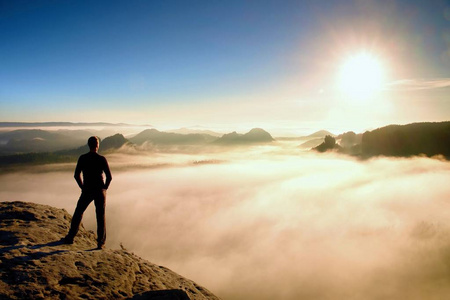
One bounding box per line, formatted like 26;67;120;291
65;192;93;242
94;189;106;248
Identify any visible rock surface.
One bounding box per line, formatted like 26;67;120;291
0;201;220;300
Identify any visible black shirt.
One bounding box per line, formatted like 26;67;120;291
74;152;112;191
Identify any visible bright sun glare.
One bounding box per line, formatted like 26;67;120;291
337;52;386;100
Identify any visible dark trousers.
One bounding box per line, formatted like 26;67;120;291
67;189;106;246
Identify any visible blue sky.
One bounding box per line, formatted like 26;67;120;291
1;0;450;134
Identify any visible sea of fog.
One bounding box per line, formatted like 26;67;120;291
1;143;450;299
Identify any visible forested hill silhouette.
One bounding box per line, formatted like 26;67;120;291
214;128;274;145
361;121;450;158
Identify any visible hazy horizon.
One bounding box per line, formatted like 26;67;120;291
2;119;449;140
0;120;383;138
2;1;450;131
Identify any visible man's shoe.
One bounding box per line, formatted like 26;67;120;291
96;244;105;250
62;236;74;244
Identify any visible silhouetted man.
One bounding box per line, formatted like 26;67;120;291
64;136;112;249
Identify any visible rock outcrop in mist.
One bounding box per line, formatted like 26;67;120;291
336;131;362;148
99;134;130;152
309;121;450;159
0;201;219;300
313;135;342;152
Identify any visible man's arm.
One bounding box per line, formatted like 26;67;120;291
103;158;112;190
74;157;83;189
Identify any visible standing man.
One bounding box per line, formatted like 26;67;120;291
64;136;112;249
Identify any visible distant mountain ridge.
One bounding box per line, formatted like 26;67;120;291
0;128;275;154
166;128;223;137
0;129;89;155
214;128;274;145
306;130;335;138
0;122;144;127
0;128;276;166
130;129;217;145
130;128;275;146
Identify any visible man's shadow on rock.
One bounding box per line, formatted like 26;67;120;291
1;239;69;263
30;239;66;250
0;241;62;254
32;239;103;252
33;239;103;252
1;238;103;265
19;249;69;262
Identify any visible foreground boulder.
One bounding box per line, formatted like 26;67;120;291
0;201;219;300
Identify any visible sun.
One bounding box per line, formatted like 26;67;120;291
337;52;386;100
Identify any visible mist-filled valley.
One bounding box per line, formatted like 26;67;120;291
1;142;450;299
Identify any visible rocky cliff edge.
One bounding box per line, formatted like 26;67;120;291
0;201;219;300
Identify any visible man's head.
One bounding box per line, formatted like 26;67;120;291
88;136;100;152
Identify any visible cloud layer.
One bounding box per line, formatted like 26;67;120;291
1;147;450;299
389;78;450;90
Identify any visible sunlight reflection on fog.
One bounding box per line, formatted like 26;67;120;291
1;145;450;299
